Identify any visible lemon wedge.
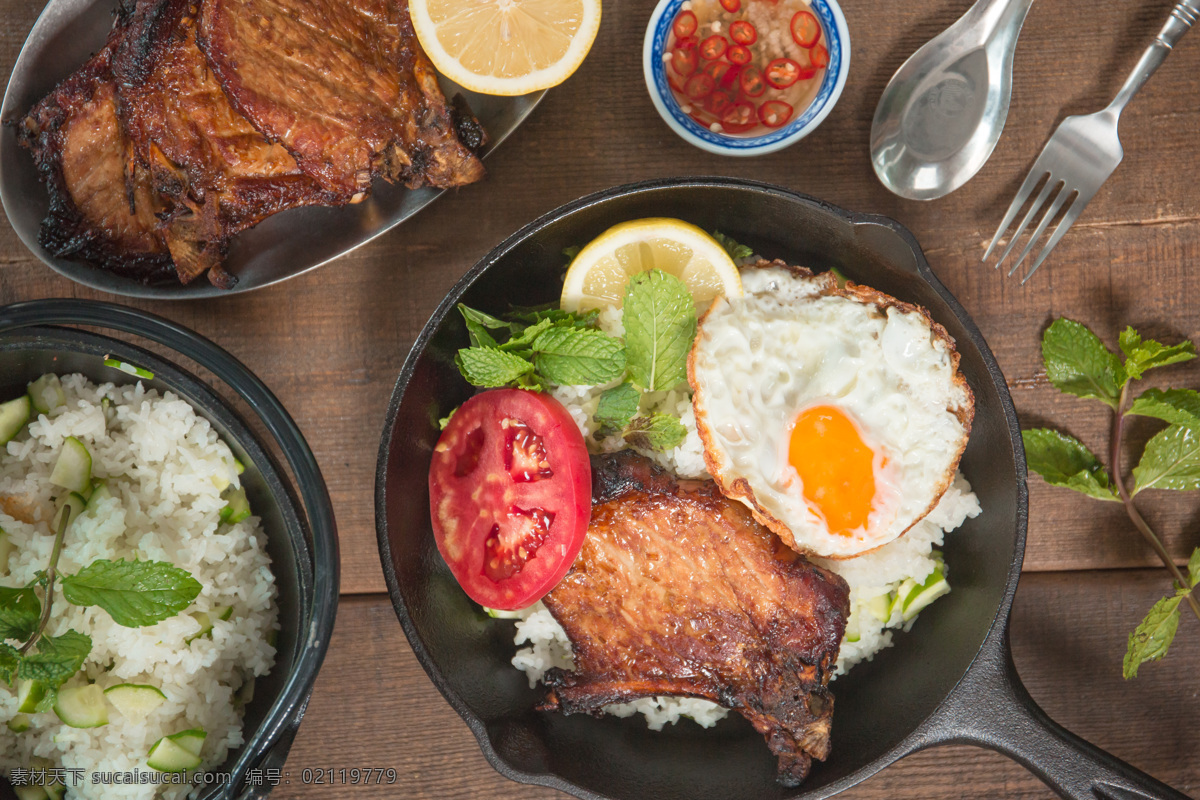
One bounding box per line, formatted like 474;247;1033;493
409;0;601;96
561;218;743;313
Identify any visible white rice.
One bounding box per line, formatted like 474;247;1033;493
0;375;279;799
522;305;982;726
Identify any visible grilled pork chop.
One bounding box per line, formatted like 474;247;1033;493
114;0;348;287
198;0;487;197
16;23;175;284
540;452;850;786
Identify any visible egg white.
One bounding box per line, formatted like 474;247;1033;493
688;265;973;559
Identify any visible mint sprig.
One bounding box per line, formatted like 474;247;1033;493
623;414;688;452
623;271;696;392
61;560;202;628
0;586;41;642
594;382;641;437
532;327;626;386
1023;318;1200;679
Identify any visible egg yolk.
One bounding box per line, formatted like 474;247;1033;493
788;405;876;537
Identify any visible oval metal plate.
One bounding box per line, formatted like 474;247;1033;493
0;0;544;298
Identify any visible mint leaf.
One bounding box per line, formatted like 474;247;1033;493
532;327;626;386
1132;424;1200;493
19;631;91;688
1041;319;1122;407
624;271;696;392
624;414;688;452
0;643;19;685
1127;388;1200;430
458;305;508;349
711;231;754;261
61;560;202;627
498;318;554;355
563;245;581;263
507;305;598;330
1021;428;1119;501
1188;547;1200;588
1118;327;1196;382
455;347;534;388
1123;594;1184;679
0;586;41;642
594;382;640;437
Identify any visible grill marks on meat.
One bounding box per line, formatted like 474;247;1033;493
16;31;175;284
198;0;486;196
113;0;346;287
19;0;486;287
540;452;851;786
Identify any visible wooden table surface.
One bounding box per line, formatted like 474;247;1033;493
3;0;1200;796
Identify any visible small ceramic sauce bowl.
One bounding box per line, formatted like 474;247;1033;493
643;0;850;156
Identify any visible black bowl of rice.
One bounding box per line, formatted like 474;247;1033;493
0;299;338;800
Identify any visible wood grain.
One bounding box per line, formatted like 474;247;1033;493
283;572;1199;798
3;0;1200;599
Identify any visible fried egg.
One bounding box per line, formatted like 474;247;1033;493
688;263;973;559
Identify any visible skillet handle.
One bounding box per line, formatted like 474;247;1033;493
922;629;1189;800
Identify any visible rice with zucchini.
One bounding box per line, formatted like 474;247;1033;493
0;373;278;799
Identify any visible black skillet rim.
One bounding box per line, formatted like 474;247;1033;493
374;176;1028;800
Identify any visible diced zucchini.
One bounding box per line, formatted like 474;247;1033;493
187;605;234;644
234;677;255;708
13;784;49;800
86;480;113;510
6;713;31;732
103;358;155;381
864;593;892;623
53;684;109;728
901;568;951;622
219;486;250;524
27;375;65;415
0;527;13;575
49;437;91;494
104;684;166;720
211;472;231;492
56;492;88;528
233;457;245;475
17;679;47;713
843;610;861;643
0;395;31;445
482;606;525;619
29;758;64;800
147;729;206;772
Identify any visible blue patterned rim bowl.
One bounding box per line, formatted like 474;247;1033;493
643;0;850;156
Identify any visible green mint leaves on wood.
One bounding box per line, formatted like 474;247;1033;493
1023;317;1200;679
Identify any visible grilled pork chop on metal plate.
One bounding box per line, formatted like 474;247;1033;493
198;0;486;197
540;451;850;787
113;0;348;287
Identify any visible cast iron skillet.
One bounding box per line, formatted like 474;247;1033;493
376;178;1188;800
0;300;340;799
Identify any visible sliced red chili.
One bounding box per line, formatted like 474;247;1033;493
791;10;821;47
704;60;732;84
729;20;757;45
672;10;697;39
675;34;698;50
720;63;743;89
684;73;715;100
764;58;800;89
671;47;698;77
722;101;757;130
707;91;733;117
758;99;794;128
700;35;728;60
811;43;829;68
739;65;766;98
727;44;751;65
719;0;740;11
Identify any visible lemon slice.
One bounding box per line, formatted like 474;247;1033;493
561;218;743;313
410;0;601;97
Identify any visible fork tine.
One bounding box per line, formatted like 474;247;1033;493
993;175;1056;272
983;167;1050;262
1007;184;1073;278
1020;191;1092;285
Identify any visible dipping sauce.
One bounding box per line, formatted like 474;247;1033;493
664;0;828;136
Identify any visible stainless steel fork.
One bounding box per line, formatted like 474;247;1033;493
983;0;1200;283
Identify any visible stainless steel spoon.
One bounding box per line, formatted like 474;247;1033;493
870;0;1035;201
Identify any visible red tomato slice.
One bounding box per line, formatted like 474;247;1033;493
791;10;821;47
428;389;591;610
